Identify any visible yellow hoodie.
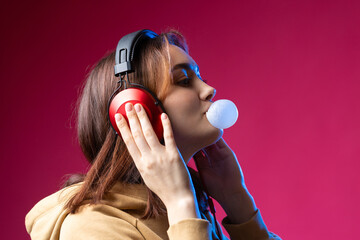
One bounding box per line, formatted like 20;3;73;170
25;182;280;240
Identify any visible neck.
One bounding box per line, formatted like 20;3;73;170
178;145;200;165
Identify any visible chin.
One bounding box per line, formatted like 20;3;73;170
175;124;224;156
203;128;223;148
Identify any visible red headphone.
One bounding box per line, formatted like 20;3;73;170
108;30;165;140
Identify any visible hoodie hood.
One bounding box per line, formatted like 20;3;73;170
25;182;149;240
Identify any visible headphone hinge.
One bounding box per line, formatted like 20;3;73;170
114;61;133;77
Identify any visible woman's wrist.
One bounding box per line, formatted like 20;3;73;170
218;186;257;224
165;194;201;226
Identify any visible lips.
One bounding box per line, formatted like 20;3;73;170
204;102;213;114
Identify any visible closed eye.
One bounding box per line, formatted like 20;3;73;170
177;78;191;86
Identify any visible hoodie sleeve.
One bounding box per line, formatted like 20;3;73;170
222;210;281;240
167;218;213;240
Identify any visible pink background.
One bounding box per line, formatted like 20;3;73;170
1;0;359;239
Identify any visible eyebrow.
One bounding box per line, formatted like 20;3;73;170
171;63;199;73
171;63;201;80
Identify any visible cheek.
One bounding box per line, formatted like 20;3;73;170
162;92;222;148
163;93;199;130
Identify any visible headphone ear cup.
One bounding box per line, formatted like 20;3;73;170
109;88;164;140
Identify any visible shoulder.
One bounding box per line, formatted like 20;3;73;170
60;204;145;240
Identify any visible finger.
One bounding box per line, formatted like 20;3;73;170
193;150;212;169
161;113;177;149
203;139;224;153
125;103;150;153
215;138;228;149
115;113;141;159
203;142;218;152
204;138;229;156
134;104;160;149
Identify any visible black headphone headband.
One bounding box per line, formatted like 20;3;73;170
108;29;166;139
114;29;158;77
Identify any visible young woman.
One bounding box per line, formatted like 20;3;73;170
25;29;281;240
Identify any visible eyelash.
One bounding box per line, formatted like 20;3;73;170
176;77;208;87
177;78;191;86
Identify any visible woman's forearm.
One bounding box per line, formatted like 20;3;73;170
219;185;257;224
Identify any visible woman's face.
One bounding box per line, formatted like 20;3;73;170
162;45;223;161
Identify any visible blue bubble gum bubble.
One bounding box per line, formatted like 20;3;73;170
206;99;238;129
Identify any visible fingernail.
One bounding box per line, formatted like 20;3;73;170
135;104;141;112
161;113;167;120
125;103;133;112
115;114;122;121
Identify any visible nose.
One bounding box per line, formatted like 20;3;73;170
200;81;216;101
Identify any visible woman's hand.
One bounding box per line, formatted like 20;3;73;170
115;103;200;225
193;138;257;223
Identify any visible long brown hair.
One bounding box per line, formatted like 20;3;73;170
64;30;206;218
